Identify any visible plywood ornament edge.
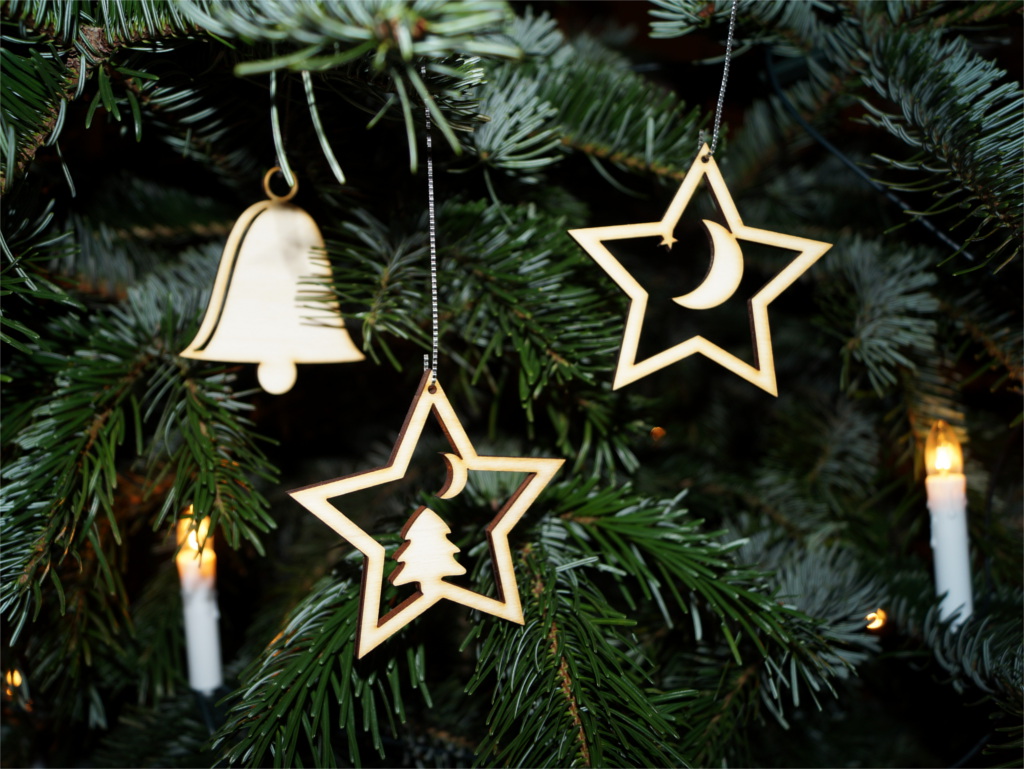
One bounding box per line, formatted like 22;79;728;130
180;167;364;395
567;144;832;396
288;370;565;658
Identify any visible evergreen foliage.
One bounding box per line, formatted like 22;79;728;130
1;1;1021;767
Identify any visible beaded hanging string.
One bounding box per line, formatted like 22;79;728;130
422;67;440;388
701;0;739;161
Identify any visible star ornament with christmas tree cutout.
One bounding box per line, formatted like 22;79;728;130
568;143;832;396
288;371;564;658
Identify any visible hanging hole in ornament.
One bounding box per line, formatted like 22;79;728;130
263;167;299;202
258;360;298;394
701;154;711;164
428;384;437;394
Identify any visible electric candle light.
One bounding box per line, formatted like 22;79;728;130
4;669;22;697
924;420;973;628
176;507;223;695
865;609;887;630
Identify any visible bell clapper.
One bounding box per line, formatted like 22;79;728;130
258;360;299;394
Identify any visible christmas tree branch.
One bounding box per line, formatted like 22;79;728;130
2;248;276;628
944;296;1024;388
839;15;1022;268
325;201;637;472
177;0;517;168
11;511;136;730
467;13;704;184
561;138;688;181
547;618;591;767
440;201;635;470
149;363;277;551
815;237;939;396
324;208;432;369
886;571;1023;719
541;35;704;183
215;568;432;767
0;44;75;187
550;482;791;652
649;0;828;53
677;661;757;767
3;341;155;619
467;549;683;768
92;688;214;768
1;1;201;186
4;0;200;49
470;66;561;176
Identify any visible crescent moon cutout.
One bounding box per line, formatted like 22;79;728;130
672;220;744;310
438;453;469;499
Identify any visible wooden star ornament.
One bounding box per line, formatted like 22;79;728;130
568;143;832;396
288;371;564;658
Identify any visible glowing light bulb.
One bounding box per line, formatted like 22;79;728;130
865;609;887;630
175;505;222;695
925;420;963;476
4;668;24;700
176;506;215;581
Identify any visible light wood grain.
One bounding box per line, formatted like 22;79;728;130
390;506;467;588
180;168;363;394
289;371;565;658
568;144;831;396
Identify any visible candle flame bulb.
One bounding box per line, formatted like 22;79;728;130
4;669;25;702
925;420;963;475
865;609;887;630
176;508;216;586
177;506;212;551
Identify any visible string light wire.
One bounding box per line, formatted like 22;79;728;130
704;6;973;262
764;49;974;261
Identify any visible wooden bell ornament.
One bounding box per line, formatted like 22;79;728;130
180;168;364;394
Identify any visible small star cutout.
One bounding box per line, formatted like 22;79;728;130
289;371;564;658
568;144;832;396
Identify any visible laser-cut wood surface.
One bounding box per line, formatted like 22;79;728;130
288;371;565;658
180;168;364;394
568;144;832;396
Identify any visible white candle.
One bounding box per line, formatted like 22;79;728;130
924;421;973;628
176;509;223;695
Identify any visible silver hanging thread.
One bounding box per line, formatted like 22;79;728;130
423;68;439;386
703;0;740;160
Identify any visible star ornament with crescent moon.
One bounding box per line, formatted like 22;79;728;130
568;143;832;396
288;371;564;658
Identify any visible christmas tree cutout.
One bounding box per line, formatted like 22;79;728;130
391;507;466;594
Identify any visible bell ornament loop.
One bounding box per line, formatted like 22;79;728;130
263;166;298;203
